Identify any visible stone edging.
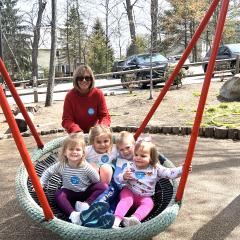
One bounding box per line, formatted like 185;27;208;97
0;125;239;141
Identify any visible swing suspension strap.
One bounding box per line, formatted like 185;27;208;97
134;0;230;202
0;85;54;220
0;58;44;149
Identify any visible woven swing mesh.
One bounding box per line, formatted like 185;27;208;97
16;136;181;240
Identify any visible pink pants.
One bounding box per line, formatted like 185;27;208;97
114;187;154;221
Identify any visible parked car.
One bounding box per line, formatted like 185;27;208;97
202;43;240;74
120;53;169;89
168;55;190;70
111;60;125;78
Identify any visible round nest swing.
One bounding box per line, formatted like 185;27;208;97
16;136;181;240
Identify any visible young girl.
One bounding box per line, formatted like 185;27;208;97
85;125;117;184
40;133;108;225
113;138;187;228
76;131;136;228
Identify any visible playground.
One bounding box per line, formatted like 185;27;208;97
0;133;239;239
0;0;240;237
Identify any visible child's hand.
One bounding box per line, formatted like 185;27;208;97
187;164;192;172
123;169;133;180
189;164;192;172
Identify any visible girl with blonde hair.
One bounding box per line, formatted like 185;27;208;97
40;133;108;225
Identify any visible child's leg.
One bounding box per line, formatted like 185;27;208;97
99;164;113;184
114;187;134;220
132;196;154;221
55;188;78;216
84;182;108;205
94;180;120;206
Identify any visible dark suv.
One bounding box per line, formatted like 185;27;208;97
202;43;240;74
111;60;125;78
120;53;169;88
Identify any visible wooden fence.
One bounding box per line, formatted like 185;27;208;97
4;55;240;101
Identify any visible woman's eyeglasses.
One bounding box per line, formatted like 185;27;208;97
76;76;93;82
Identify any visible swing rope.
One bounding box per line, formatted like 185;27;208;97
176;0;230;201
0;58;44;149
0;85;54;220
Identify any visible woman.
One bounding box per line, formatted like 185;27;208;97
62;65;111;133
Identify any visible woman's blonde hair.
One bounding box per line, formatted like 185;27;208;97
115;131;135;149
73;65;95;91
89;125;113;152
59;133;86;166
134;140;158;167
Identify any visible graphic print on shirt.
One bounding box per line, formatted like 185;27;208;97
88;108;95;115
101;154;110;163
134;171;145;179
71;175;80;185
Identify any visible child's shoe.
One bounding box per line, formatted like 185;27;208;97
122;216;141;227
112;216;122;229
80;202;109;225
69;211;82;225
75;201;89;212
84;214;115;229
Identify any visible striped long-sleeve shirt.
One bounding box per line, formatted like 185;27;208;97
40;161;100;192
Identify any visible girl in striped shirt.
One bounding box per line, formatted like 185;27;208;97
40;133;108;225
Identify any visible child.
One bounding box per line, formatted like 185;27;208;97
113;138;188;228
39;133;110;226
85;125;117;184
77;131;135;228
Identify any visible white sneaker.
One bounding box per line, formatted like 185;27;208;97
122;216;141;227
75;201;89;213
69;211;82;225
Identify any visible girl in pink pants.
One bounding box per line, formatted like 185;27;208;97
113;138;187;228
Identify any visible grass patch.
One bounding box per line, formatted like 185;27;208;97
185;102;240;128
192;92;201;97
203;102;240;128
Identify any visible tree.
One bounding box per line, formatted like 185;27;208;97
1;0;31;79
45;0;56;106
31;0;47;80
61;2;86;72
125;0;139;56
161;0;208;60
151;0;158;53
87;18;114;73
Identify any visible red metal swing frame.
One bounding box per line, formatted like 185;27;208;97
0;0;230;221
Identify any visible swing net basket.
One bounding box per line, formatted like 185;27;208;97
16;136;181;240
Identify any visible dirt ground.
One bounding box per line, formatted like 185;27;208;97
0;81;240;239
0;81;226;135
0;134;240;240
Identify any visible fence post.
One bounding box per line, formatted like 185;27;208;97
33;76;38;103
235;55;240;74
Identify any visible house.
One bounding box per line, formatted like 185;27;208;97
37;27;70;78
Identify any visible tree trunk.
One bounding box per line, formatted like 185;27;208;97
76;0;82;65
125;0;138;56
151;0;158;53
105;0;109;72
31;0;46;80
66;0;71;74
45;0;57;107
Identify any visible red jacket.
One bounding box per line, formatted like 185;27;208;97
62;88;111;133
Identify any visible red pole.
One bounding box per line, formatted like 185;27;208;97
176;0;230;202
0;58;44;148
134;0;221;140
0;85;54;220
